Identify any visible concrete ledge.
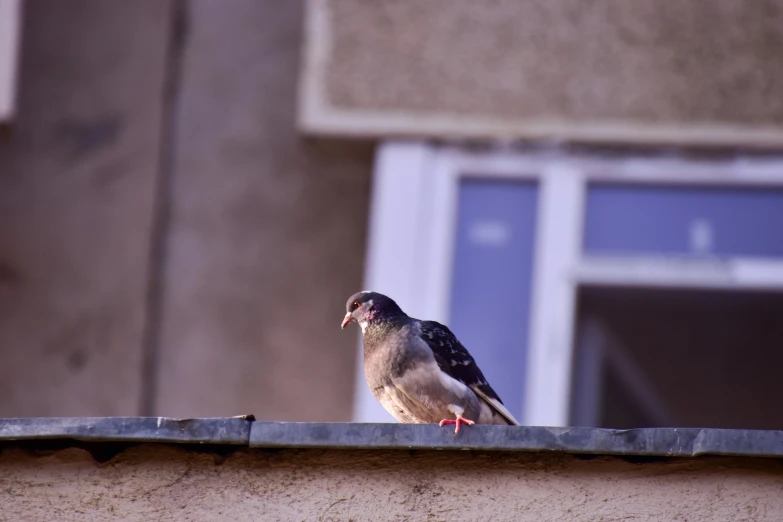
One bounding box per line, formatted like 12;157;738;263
1;418;782;458
2;419;783;520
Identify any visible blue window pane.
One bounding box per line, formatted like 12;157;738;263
584;185;783;258
449;179;538;421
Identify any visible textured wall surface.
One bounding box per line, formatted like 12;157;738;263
1;445;782;521
0;0;172;416
301;0;783;144
0;0;374;420
154;0;373;420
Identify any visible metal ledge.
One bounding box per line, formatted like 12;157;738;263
0;417;254;445
249;423;783;458
1;418;782;458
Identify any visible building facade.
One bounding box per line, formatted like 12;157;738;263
297;0;783;429
1;0;782;430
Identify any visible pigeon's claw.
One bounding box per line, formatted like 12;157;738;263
439;414;475;434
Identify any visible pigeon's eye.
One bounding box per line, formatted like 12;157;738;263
353;301;361;310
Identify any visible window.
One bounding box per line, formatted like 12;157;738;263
354;141;783;428
449;179;538;421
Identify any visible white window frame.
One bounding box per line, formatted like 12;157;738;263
353;140;783;426
0;0;22;123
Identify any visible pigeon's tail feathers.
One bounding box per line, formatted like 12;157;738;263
470;385;520;426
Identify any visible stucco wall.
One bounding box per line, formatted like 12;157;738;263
0;0;374;420
1;444;781;520
153;0;374;420
300;0;783;146
0;0;172;416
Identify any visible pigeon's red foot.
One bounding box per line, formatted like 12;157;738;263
439;415;475;434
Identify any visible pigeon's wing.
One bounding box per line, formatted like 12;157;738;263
418;321;520;425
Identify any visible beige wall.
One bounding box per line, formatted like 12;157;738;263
1;444;782;520
0;0;374;419
154;0;374;420
300;0;783;146
0;0;171;416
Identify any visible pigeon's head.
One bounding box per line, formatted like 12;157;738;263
341;291;405;330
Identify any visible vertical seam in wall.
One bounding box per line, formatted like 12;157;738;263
139;0;189;417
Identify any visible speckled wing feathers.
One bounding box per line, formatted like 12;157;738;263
418;321;520;425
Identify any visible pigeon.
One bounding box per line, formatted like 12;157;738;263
341;291;520;433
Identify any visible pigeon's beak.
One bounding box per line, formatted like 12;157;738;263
341;312;352;329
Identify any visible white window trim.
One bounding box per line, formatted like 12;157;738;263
353;140;783;426
0;0;22;123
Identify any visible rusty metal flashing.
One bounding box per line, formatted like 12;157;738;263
0;418;781;458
